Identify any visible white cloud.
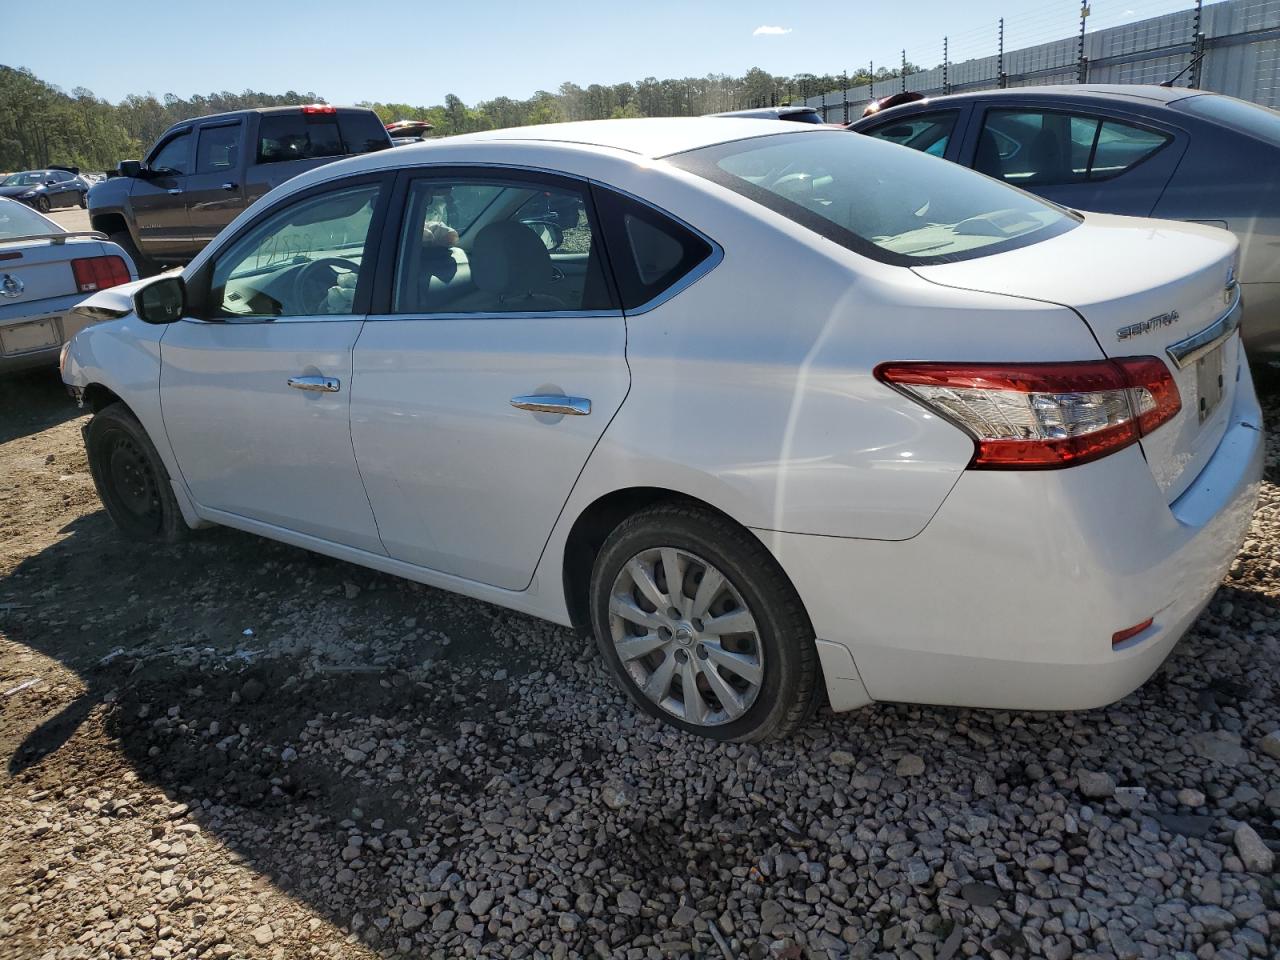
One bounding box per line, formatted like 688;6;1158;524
753;25;792;36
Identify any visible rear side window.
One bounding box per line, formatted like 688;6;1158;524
196;124;242;174
593;188;713;310
257;114;344;164
338;112;392;154
865;111;959;158
979;110;1170;185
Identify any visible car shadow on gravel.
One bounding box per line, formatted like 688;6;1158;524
3;390;1280;957
0;368;80;444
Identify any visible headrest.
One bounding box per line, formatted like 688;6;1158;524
470;221;551;297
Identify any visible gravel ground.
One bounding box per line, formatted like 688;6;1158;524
1;366;1279;960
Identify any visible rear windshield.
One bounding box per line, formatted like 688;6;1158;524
257;111;391;164
783;111;825;124
669;130;1078;265
1174;93;1280;146
0;200;59;239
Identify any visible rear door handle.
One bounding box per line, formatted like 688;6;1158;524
510;395;590;416
288;375;341;393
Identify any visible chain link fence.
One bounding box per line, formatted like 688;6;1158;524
805;0;1280;121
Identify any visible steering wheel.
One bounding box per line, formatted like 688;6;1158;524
292;258;361;315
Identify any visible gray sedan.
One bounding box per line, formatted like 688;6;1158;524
850;85;1280;359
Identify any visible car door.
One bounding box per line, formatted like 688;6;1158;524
159;174;390;552
958;102;1188;216
351;168;630;590
44;171;70;207
131;128;194;259
186;120;248;248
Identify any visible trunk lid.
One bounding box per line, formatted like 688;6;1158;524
911;213;1241;503
0;243;80;305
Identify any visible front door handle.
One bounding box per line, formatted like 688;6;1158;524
167;188;182;196
510;395;590;416
288;375;341;393
222;182;238;191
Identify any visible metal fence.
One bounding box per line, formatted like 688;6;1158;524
805;0;1280;121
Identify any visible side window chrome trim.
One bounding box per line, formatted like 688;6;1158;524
587;181;724;317
366;309;625;322
180;314;365;326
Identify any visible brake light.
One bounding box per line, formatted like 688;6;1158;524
302;104;337;114
875;358;1181;469
71;255;131;293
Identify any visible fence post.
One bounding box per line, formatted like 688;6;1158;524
841;71;849;122
943;37;950;94
901;49;907;92
1191;0;1205;88
869;60;874;101
820;90;826;122
998;18;1006;87
1077;0;1090;84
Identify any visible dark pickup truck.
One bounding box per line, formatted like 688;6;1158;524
88;104;391;273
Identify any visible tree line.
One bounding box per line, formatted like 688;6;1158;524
0;62;918;173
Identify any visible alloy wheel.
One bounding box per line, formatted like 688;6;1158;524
607;547;764;727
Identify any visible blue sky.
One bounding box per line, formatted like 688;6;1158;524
3;0;1191;105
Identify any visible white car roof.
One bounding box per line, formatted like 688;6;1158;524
438;117;813;158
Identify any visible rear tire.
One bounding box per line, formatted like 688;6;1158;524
108;230;159;278
589;502;818;741
78;191;87;209
35;195;51;213
85;403;189;543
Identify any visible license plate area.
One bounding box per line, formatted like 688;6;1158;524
0;317;60;356
1195;343;1225;423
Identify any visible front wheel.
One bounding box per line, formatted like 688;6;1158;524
107;230;159;278
85;403;189;542
589;503;819;741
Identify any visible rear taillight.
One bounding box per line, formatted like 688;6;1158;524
71;255;131;293
875;358;1181;469
302;104;337;114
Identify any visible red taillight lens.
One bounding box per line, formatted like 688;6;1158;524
302;104;336;114
875;357;1181;469
71;255;131;293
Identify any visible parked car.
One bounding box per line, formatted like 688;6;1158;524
0;167;91;212
0;197;136;375
709;106;827;123
386;119;435;146
859;91;926;118
88;105;392;276
849;85;1280;358
62;118;1261;740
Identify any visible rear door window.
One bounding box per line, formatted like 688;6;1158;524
979;109;1170;185
592;188;714;310
196;123;242;174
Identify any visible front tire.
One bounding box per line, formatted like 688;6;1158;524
589;502;818;741
85;403;189;542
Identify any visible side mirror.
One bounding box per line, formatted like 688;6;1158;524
117;160;143;178
133;275;185;324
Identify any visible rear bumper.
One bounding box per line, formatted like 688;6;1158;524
759;361;1264;712
0;291;92;375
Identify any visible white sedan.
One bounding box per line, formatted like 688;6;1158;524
61;118;1264;741
0;197;136;375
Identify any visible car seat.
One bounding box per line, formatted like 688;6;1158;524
468;221;566;311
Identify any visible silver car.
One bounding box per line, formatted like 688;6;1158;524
0;198;138;375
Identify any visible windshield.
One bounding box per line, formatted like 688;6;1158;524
2;172;46;186
669;130;1078;265
0;199;60;239
1174;93;1280;146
